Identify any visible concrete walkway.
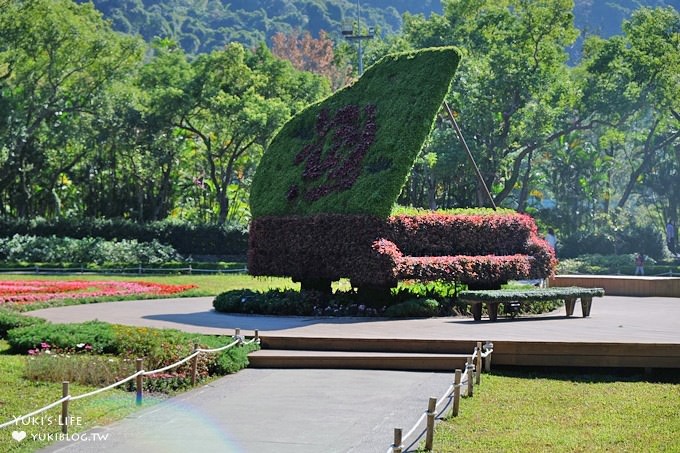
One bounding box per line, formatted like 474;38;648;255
30;295;680;343
40;368;452;453
30;295;680;452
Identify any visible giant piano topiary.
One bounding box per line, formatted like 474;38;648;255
248;46;556;296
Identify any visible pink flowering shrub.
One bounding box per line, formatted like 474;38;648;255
0;280;196;305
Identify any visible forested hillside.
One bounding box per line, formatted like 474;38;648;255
77;0;442;54
79;0;679;56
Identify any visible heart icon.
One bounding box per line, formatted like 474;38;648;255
12;430;27;442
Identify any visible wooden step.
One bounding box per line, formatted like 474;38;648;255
260;336;480;354
249;349;470;371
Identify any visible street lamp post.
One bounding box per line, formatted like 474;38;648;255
342;0;374;76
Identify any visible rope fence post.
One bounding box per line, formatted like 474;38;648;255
475;341;482;385
61;381;69;434
484;341;493;372
452;369;462;417
1;331;259;435
135;358;143;406
393;428;403;453
425;397;436;451
191;341;200;386
466;358;474;397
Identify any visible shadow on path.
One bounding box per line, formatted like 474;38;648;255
143;310;398;332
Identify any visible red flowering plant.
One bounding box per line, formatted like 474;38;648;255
0;280;196;306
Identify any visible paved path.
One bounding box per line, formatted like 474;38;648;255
29;295;680;453
30;295;680;343
40;368;452;453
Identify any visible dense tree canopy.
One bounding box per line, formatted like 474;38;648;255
0;0;329;224
381;1;679;258
0;0;677;260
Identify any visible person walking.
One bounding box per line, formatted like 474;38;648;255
666;220;676;254
634;253;645;276
545;228;557;254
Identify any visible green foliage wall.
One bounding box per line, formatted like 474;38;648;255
250;46;461;219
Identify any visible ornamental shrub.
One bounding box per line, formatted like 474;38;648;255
0;234;180;264
0;308;46;338
248;211;555;288
250;46;462;219
384;299;440;318
14;321;258;392
7;321;117;354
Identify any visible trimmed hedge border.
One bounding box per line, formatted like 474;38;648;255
248;212;556;288
458;287;605;302
0;218;247;256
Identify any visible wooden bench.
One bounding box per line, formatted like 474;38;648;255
458;287;605;322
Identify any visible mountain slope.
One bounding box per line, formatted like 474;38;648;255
80;0;678;56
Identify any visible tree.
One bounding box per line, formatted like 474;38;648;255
568;7;680;225
0;0;143;218
142;42;330;224
398;0;581;208
271;29;349;90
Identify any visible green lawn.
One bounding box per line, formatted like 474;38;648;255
0;340;166;452
428;370;680;452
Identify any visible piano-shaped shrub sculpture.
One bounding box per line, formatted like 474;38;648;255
249;47;556;296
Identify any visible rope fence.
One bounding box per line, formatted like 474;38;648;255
0;329;259;434
387;340;494;453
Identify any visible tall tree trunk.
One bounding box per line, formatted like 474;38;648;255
517;151;533;213
217;187;229;225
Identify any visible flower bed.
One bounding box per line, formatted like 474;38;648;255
0;280;196;305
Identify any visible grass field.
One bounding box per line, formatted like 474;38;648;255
0;340;167;453
427;369;680;452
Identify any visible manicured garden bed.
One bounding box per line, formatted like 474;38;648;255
0;274;297;311
0;309;259;452
213;281;563;319
0;280;196;305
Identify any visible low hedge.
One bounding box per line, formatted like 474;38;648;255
5;318;258;390
458;287;605;302
383;299;440;318
213;289;319;316
0;308;47;338
7;321;118;354
213;288;454;318
0;217;248;256
0;234;181;264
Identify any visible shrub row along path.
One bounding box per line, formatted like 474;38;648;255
31;294;680;453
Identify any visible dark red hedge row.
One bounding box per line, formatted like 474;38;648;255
248;213;556;288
